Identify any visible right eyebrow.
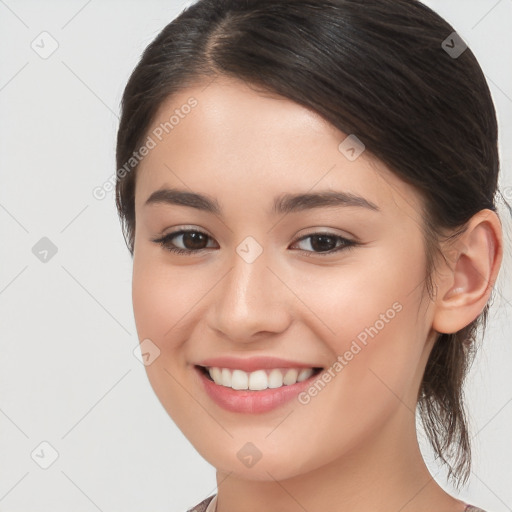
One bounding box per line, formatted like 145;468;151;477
144;188;222;215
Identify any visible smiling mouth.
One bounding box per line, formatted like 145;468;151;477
196;365;323;391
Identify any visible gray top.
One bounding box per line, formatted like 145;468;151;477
187;494;215;512
186;494;488;512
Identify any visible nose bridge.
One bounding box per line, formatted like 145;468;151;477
207;240;291;340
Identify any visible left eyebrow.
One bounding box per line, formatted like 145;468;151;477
144;187;380;216
272;191;380;214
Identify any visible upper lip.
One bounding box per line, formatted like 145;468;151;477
195;356;323;373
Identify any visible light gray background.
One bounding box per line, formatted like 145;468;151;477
0;1;511;511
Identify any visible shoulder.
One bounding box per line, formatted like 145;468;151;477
185;494;216;512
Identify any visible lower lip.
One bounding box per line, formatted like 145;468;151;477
194;366;321;414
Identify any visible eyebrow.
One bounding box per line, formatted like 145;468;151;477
144;187;380;215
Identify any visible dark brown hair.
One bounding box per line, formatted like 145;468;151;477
115;0;508;487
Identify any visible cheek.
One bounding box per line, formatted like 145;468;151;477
132;249;205;344
131;249;196;398
131;251;200;423
289;241;426;349
292;244;429;414
132;262;169;339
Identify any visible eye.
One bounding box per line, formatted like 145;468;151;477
152;229;218;255
290;232;358;256
152;229;358;256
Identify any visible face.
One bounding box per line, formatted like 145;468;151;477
132;75;437;481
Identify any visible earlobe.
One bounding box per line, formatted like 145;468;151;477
432;209;503;335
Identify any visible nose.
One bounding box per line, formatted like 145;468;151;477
205;246;292;343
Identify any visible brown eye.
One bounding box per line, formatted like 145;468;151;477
152;230;218;255
180;231;209;250
292;233;357;256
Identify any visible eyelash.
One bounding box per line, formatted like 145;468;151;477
151;229;358;257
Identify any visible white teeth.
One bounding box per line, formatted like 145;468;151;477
231;369;249;390
221;368;232;387
283;368;298;385
206;367;317;390
268;368;283;388
248;370;268;390
210;367;223;385
297;368;314;382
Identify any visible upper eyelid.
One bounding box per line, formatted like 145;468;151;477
159;227;354;239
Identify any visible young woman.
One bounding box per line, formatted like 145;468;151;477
114;1;507;510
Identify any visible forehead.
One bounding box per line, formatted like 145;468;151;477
134;75;423;222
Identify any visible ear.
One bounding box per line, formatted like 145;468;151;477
432;209;503;335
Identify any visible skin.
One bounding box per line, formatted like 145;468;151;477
131;75;503;512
